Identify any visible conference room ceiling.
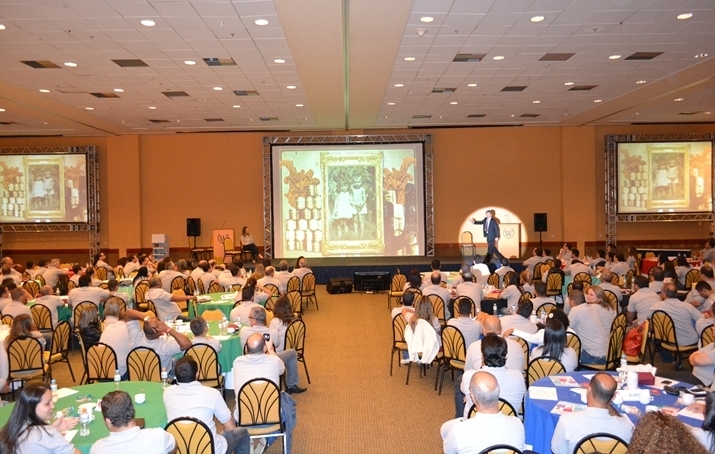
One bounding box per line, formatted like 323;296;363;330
0;0;713;136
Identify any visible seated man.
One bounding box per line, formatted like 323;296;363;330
107;279;129;305
692;281;715;314
158;260;184;292
609;253;630;277
239;306;306;394
522;247;544;274
423;271;452;319
391;289;416;323
564;250;594;277
218;264;246;290
422;259;448;285
90;390;176;454
93;251;115;280
42;258;68;288
500;300;538;335
68;274;110;309
198;262;216;292
291;257;312;280
274;260;293;291
1;265;20;285
446;297;483;349
189;316;222;352
530;281;557;313
598;270;623;305
455;271;483;308
626;275;661;325
551;373;633;454
649;266;666;294
441;371;525;454
100;299;131;379
232;333;298;454
164;356;250;454
2;287;32;318
34;285;65;327
257;266;285;295
125;309;192;373
542;258;565;284
230;286;261;323
145;277;195;321
651;283;702;349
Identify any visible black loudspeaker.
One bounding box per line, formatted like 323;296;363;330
187;218;201;237
534;213;547;232
327;277;353;294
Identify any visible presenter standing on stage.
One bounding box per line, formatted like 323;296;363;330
472;210;505;261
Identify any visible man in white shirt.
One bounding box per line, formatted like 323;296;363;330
125;309;193;372
0;266;20;285
34;285;65;327
218;264;246;290
627;276;661;325
551;373;633;454
68;274;110;309
257;266;285;295
609;253;630;277
122;254;140;277
0;257;22;280
291;257;312;280
685;266;715;309
693;281;715;314
391;290;416;323
564;250;595;277
190;260;207;284
42;258;68;288
701;239;715;263
100;299;131;378
423;272;452;319
230;286;261;323
422;259;448;285
30;259;48;279
2;287;32;318
90;390;176;454
455;272;483;308
688;323;715;386
107;279;129;305
275;260;293;291
145;277;195;321
164;356;250;454
500;300;538;335
158;261;184;292
651;283;702;348
447;297;483;350
522;247;544;274
189;316;222;352
599;270;623;305
94;251;115;279
649;266;665;294
530;281;557;313
441;371;525;454
198;262;216;293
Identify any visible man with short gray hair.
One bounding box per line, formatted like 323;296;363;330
257;266;284;295
42;258;68;288
275;260;293;290
35;285;65;328
158;261;184;292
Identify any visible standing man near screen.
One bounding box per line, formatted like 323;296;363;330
471;210;505;261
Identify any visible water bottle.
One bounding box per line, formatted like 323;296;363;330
114;369;121;390
221;316;228;335
539;307;546;323
620;352;627;371
161;367;168;389
55;287;60;297
50;379;58;402
530;310;537;324
492;302;498;316
79;408;90;437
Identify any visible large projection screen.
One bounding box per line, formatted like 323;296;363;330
617;141;713;214
270;142;426;258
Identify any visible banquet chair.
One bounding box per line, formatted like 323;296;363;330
188;237;206;262
128;270;139;278
701;324;714;348
187;276;196;295
545;273;563;305
624;270;634;288
518;292;532;304
685;268;701;290
460;231;475;257
487;273;499;287
184;344;224;398
98;282;109;290
478;445;523;454
1;314;13;326
390;314;408;376
510;336;530;378
286;276;301;293
285;318;310;384
7;337;50;390
573;433;629;454
650;310;698;369
263;283;279;298
165;417;215;454
573;272;592;284
73;301;98;330
436;326;465;395
287;290;303;319
22;279;40;297
84;342;118;384
566;332;582;364
610;313;627;333
610;273;620;285
300;273;318;310
35;274;46;286
537;302;557;315
127;346;162;382
387;273;407;310
427;294;447;328
264;296;277;312
452;296;476;320
231;284;243;292
526;356;566;387
134;281;150;310
207;281;222;294
44;321;74;381
581;326;625;371
532;262;544;281
198;279;206;295
540;264;551;280
603;290;619;312
171;276;187;293
114;266;124;279
503;271;516;288
95;267;108;281
201;309;224;321
467;398;517;419
222;238;238;265
625;320;650;364
30;303;53;333
144;300;158;317
67;280;77;291
236;378;287;454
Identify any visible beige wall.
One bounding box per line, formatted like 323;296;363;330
0;123;713;258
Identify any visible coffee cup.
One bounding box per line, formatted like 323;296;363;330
627;371;639;390
134;393;146;404
681;393;695;405
639;389;653;405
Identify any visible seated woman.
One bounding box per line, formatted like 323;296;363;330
132;266;149;287
78;305;102;349
691;390;715;452
0;382;80;454
5;314;46;351
530;318;578;372
269;296;296;344
240;226;263;263
501;273;524;314
520;270;534;295
630;411;707;454
404;296;441;364
403;268;423;292
676;255;693;290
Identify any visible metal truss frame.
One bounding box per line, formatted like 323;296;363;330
262;134;434;257
605;133;715;245
0;146;99;260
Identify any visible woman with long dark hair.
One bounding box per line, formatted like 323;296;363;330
4;314;45;351
530;318;578;372
692;391;715;453
132;265;149;287
500;272;524;312
240;226;263;263
269;296;296;342
0;382;79;453
78;304;102;349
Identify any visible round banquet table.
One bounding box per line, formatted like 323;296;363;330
188;292;266;319
524;371;702;454
0;381;165;454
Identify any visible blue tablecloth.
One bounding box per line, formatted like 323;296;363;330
524;371;701;454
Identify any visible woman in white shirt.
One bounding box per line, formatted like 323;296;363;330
240;226;263;263
269;296;296;348
691;391;715;453
530;318;578;372
501;273;524;313
676;255;693;290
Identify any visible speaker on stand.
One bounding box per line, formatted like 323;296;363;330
187;218;202;260
534;213;547;249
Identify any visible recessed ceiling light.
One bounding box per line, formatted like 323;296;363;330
0;108;5;112
141;19;156;27
420;16;434;23
404;57;415;61
705;112;712;115
274;59;285;64
184;60;196;65
254;19;269;26
286;85;296;89
467;83;477;87
295;104;303;107
609;55;621;60
492;56;505;61
532;100;541;104
384;115;388;118
387;102;396;106
39;89;50;93
149;106;157;109
594;99;603;103
695;53;708;58
394;83;404;87
233;105;241;108
510;114;515;118
674;98;684;101
303;117;308;120
64;62;77;67
564;82;574;86
530;16;545;23
85;107;94;110
636;80;646;84
0;24;5;30
677;13;693;20
213;86;223;91
450;101;458;105
114;88;124;93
